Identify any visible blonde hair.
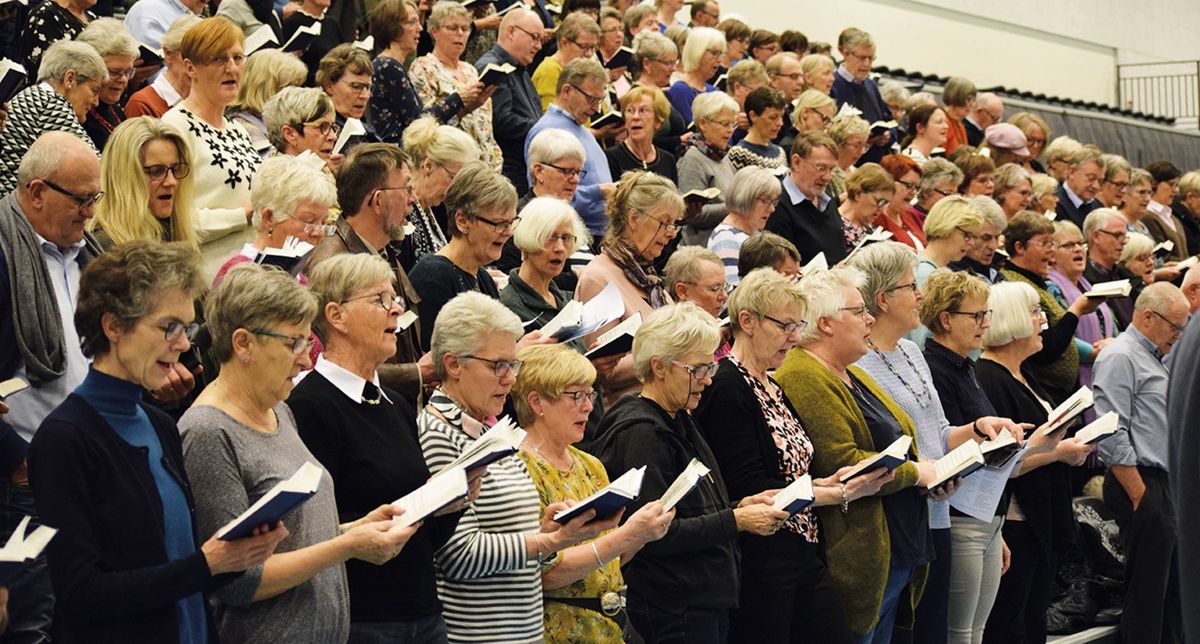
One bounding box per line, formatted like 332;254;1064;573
726;267;807;338
1180;171;1200;199
924;195;984;240
205;263;319;363
919;268;990;335
512;197;589;255
680;26;725;72
620;85;671;128
663;246;722;296
982;281;1039;348
306;253;394;342
604;171;684;243
402;116;479;168
631;302;721;382
511;344;597;425
795;266;866;343
827;114;870;145
229;49;307;115
162;14;202;54
91;117;198;248
1030;172;1058;202
844;163;895;200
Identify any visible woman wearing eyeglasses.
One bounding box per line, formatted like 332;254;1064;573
877;154;927;251
632;32;690;157
695;268;894;644
792;89;837;135
915;196;984;288
1047;221;1117;391
29;242;288;642
75;18;138;151
593;302;788;644
838;163;896;255
606;86;678;184
262;87;345;186
666;27;726;124
499;197;591;337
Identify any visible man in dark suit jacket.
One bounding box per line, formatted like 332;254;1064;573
1168;310;1200;644
765;130;847;264
829;28;893;165
1055;147;1103;228
476;8;546;194
964;92;1003;148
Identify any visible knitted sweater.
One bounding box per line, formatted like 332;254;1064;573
0;84;98;194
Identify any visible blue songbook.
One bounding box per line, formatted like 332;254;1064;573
838;436;912;483
218;462;323;541
772;474;815;516
554;467;645;524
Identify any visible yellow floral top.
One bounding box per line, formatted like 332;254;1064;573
519;447;625;644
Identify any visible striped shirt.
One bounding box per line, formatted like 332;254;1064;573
707;223;751;285
418;390;543;643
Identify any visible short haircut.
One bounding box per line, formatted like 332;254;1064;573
749;28;779;51
623;4;656;36
942;76;977;108
37;40;106;84
1180;170;1200;199
401;116;479;168
952;149;996;192
75;241;205;359
316;44;372;89
837;27;873;52
526;128;586;166
738;231;799;277
17;132;89;188
790;129;837;160
716;18;751;44
924;195;984;240
1146;160;1182;186
562;0;600;14
1053;220;1084;247
846;241;918;316
368;0;409;49
919;158;964;197
982;281;1039;348
262;86;334;152
800;52;834;78
764;52;798;76
1043;135;1082;166
161;14;202;54
906;103;944;140
620;84;671;127
664;27;690;62
845;162;895;199
1030;172;1058;202
1128;168;1152;189
727;59;768;91
1003;211;1056;255
431;291;524;380
827;114;870;145
1100;154;1132;183
305;253;393;342
726;165;782;214
795;266;866;343
631;302;721;382
1082;207;1125;240
76;17;140;58
179;16;243;64
251;154;336;227
793;87;835;112
879;80;910;108
681;26;725;72
207;263;320;362
427;0;470;30
744;86;786;121
779;30;808;55
967;195;1007;231
605;170;684;243
1120;231;1154;265
1135;281;1184;314
1008;112;1050;149
511;344;596;425
993;162;1031;197
231;49;307;115
556;12;601;44
512;197;590;255
691;90;738;122
919;268;990;335
880;153;922;180
337;143;409;216
444;161;518;237
727;267;806;338
557;56;607;94
663;246;723;296
1068;144;1104;169
632;30;676;68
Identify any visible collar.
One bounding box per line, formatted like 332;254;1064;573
547;103;582;127
1124;324;1166;362
965;116;981;130
33;229;86;259
782;174;831;210
1005;261;1048;286
1147;200;1171;217
1063;183;1086;209
1087;257;1117;277
491;43;523;70
312;355;391;404
506;269;561;312
924;337;973;370
151;72;183;106
836;64;858;84
429;387;490;439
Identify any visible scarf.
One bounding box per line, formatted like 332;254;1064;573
601;236;669;309
689;134;727;163
0;194;100;385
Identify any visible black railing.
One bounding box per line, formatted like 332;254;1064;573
1117;61;1200;127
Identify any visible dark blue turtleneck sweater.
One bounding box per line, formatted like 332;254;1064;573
74;367;207;644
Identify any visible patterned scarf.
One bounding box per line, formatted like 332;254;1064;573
689;134;727;163
601;236;669;309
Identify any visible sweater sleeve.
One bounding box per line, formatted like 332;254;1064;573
676;152;729;231
409;259;459;351
1028;312;1080;367
692;370;786;500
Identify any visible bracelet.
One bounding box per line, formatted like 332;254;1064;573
839;483;849;514
591;542;605;567
533;533;544;564
973;420;988;440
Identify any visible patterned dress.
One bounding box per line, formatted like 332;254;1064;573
370;55;463;145
409;54;504;172
519;447;626;643
18;0;94;73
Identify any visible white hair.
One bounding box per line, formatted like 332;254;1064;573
431;292;524;380
981;281;1040;348
250;155;337;228
795;266;866;343
512;197;590;254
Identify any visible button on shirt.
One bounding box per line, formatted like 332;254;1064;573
1093;325;1170;471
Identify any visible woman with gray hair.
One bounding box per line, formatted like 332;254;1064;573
402;116;481;263
915;158;964;219
420;291;615;642
229;49;309;158
992;163;1032;219
410;161;519;350
632;31;689;156
1048;220;1117;390
678;90;739;244
181;262;417;642
708;165;783;285
1119;168;1154;237
262;86;344;176
0;40;104;191
594;301;788;643
75;17;139;149
499;197;590;333
664;246;728;320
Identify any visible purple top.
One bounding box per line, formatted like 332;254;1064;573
1047;269;1117;389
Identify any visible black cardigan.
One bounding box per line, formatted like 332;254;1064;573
27;394;228;643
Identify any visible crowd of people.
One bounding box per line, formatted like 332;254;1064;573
0;0;1197;643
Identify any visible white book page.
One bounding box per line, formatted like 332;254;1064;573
659;459;710;511
392;467;467;528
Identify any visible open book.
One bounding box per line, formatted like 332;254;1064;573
540;282;624;343
838;435;911;482
1084;279;1132;299
479;62;516;86
659;458;710;511
1076;411;1119;445
0;377;28;399
603;46;635;70
0;516;56;584
1177;256;1199;271
495;0;523;15
254;236;314;274
554;466;645;523
137;43;163;67
283;21;322;53
927;441;986;489
0;59;27;106
682;187;721;203
352;35;374;52
869;120;897;136
391;467;468;529
1040;386;1093;436
773;474;815;515
846;227;893;260
333;117;366;154
218;461;323;540
585;312;642;359
802;251;828;275
394;310;418;335
245;25;280;55
980;431;1021;468
590;109;624;130
1153;240;1175;258
435;417;526;475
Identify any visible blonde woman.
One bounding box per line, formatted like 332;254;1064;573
827;113;871;197
917;195;984;285
800;52;835;94
792;88;836;134
227;48;308;157
90;116;198;250
401;116;481;263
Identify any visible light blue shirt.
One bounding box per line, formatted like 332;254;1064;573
782;174;831;211
1094;325;1170;471
1063;182;1086;210
524;103;612;237
124;0;192;50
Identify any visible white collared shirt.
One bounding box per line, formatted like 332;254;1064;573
308;355;391;404
1147;200;1177;231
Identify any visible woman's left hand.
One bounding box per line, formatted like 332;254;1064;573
517;330;557;351
974;417;1030;444
325;152;345;175
1001;537;1012;575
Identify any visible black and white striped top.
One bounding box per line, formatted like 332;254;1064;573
418;390;543;643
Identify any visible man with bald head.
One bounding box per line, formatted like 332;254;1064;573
965;92;1003;147
0;131;103;640
477;8;546;193
1182;265;1200;313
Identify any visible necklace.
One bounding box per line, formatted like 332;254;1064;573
526;441;573;472
869;340;934;408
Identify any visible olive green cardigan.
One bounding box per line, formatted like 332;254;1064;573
775;347;929;636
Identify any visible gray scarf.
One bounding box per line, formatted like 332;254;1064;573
0;193;99;385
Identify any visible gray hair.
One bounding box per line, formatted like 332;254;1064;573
663;246;723;296
427;0;470;30
250;155;337;228
630;302;721;383
919;158;963;196
262;86;335;152
837;27;874;52
431;291;524;380
681;26;725;72
512;197;589;254
37;39;107;84
726;165;782;214
879;80;910;107
691;90;738;123
402;116;479;168
306;253;394;343
1082;207;1125;239
162;14;202;53
1030;172;1058;201
726;267;807;338
527;128;586;166
17;131;92;187
967;195;1008;231
827;114;870;144
1129;168;1152;189
1043;135;1082;166
633;31;677;67
557;57;607;94
1053;220;1083;240
1100;153;1132;182
206;263;320;363
795;266;866;343
906;91;936;111
993;162;1030;195
1135;281;1185;314
846;241;918;316
1120;231;1154;265
443;161;518;237
76;17;140;58
981;281;1040;348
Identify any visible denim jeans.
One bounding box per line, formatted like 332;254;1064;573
626;591;729;644
347;614;449;644
0;480;53;644
855;564;913;644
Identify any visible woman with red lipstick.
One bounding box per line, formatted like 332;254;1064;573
901;103;949;165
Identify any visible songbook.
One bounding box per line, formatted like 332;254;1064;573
836;102;863;118
0;516;56;585
585;312;642;359
435;416;526;474
391;467;468;528
283;21;322;53
1153;240;1175;259
603;46;635;70
352;35;374;52
1076;411;1119;445
245;25;279;55
0;59;27;106
218;461;323;540
1040;386;1093;436
927;441;986;489
478;61;516;86
713;72;728;91
838;435;912;483
554;466;645;523
659;458;710;511
590;109;624;130
772;474;815;515
540;282;624;343
846;227;893;259
1176;255;1199;271
802;251;828;275
0;377;28;399
1043;211;1057;221
137;43;163;67
254;236;314;273
979;431;1021;468
1084;279;1132;299
495;0;523;15
869;119;897;136
395;310;418;333
333;117;366;154
682;187;721;203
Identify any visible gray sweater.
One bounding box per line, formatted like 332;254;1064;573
676;146;735;246
179;403;350;643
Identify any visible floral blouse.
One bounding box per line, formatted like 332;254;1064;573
409;54;504;172
729;355;820;543
519;447;625;644
19;1;94;73
370;55;463;145
842;216;868;255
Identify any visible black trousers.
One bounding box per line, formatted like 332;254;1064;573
894;527;950;644
982;521;1054;644
1103;468;1183;644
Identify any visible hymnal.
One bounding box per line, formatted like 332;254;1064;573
479;62;516;86
838;435;911;483
0;516;56;584
218;461;323;540
1176;256;1199;271
772;474;815;515
846;227;893;259
682;187;721;202
540;282;624;343
254;237;314;273
0;59;27;106
245;25;279;55
0;377;28;399
603;46;635;70
495;1;523;15
590;109;624;130
927;441;986;489
1153;240;1174;258
802;251;828;275
435;417;526;474
352;35;374;52
1040;386;1093;436
333;117;366;154
713;72;728;91
395;310;418;333
659;458;710;511
1075;411;1119;445
283;21;322;53
869;120;897;136
585;312;642;359
391;467;468;528
1084;279;1132;299
137;43;163;67
554;466;645;523
979;431;1021;468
